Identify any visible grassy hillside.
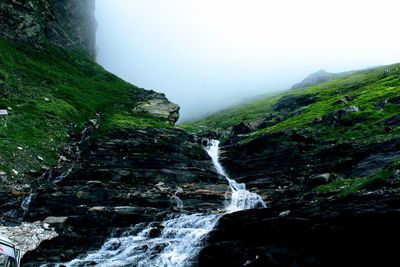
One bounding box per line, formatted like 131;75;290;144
0;38;171;182
183;64;400;197
183;64;400;144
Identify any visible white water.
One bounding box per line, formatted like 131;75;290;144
56;140;265;267
207;140;266;213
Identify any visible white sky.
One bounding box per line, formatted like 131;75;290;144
95;0;400;121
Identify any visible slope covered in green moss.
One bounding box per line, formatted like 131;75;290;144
183;64;400;144
0;37;172;182
183;64;400;197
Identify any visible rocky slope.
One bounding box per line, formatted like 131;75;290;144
199;192;400;267
185;65;400;202
0;1;229;265
186;66;400;266
20;126;226;265
2;0;400;266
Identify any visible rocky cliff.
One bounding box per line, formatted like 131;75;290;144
186;65;400;266
0;0;96;57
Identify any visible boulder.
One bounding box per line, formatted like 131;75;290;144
307;173;331;186
133;90;180;124
272;94;318;111
337;96;354;104
231;122;252;135
313;106;361;126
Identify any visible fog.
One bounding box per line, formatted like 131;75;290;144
95;0;400;122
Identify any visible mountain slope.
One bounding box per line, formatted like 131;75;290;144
184;65;400;198
0;36;179;187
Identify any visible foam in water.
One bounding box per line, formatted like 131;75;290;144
55;139;265;267
207;140;266;212
56;214;219;267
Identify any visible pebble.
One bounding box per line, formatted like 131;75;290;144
279;210;291;217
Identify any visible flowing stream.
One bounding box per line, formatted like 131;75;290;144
56;140;266;267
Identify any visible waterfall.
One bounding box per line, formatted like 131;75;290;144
206;140;266;213
61;213;219;267
55;140;265;267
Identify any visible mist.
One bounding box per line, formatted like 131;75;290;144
95;0;400;122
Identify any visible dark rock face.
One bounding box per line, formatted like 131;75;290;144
21;128;226;265
272;94;318;112
198;193;400;267
0;0;96;57
313;106;362;127
219;130;400;202
231;122;253;135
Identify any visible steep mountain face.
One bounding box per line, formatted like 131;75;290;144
0;1;228;264
20;127;225;265
3;1;400;266
0;0;96;57
186;67;400;266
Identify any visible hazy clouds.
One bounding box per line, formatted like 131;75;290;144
95;0;400;122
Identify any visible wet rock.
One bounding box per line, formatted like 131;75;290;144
279;210;290;217
21;127;224;264
199;194;400;267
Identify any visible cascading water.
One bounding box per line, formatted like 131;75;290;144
206;140;266;212
55;140;265;267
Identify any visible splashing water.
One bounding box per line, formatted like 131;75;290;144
56;140;265;267
55;214;219;267
206;140;266;212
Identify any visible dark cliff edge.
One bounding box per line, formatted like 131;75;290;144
0;0;96;57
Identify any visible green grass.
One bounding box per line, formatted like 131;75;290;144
101;112;173;132
314;159;400;197
184;64;400;145
0;38;170;181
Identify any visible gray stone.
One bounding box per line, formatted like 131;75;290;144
279;210;291;217
43;216;68;225
0;222;58;257
344;106;360;112
133;90;180;124
0;109;8;116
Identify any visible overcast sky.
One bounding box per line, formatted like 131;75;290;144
95;0;400;122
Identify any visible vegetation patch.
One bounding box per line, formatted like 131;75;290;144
184;64;400;146
0;37;168;182
314;159;400;197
